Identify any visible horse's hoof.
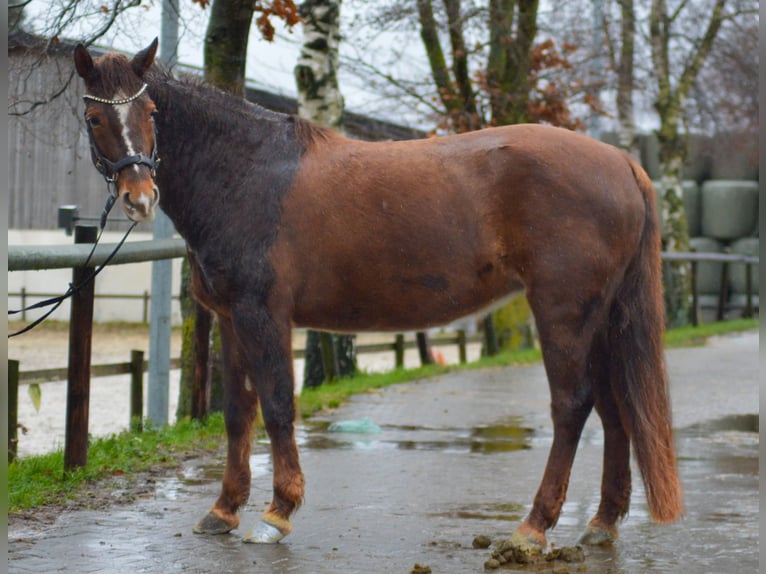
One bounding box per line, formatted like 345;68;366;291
508;527;546;552
193;510;238;535
578;523;617;546
487;529;546;567
242;520;289;544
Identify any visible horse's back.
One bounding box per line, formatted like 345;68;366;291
273;123;647;331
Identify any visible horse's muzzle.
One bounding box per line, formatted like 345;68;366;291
120;184;159;222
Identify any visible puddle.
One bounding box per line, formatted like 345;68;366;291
428;502;525;523
302;417;533;454
682;413;759;434
678;413;759;463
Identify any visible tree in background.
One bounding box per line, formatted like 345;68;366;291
648;0;729;327
603;0;638;157
9;0;148;117
293;0;358;387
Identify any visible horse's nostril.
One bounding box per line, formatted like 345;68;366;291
153;187;160;205
122;192;152;216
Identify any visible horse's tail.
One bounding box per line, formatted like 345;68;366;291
608;155;684;523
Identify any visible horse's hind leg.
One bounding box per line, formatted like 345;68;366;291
579;332;631;545
194;316;258;535
509;301;597;552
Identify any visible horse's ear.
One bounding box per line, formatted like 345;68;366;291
74;43;94;79
131;37;159;78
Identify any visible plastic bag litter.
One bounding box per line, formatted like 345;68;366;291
327;417;381;434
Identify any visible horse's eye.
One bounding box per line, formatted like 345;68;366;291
150;110;158;120
87;116;101;128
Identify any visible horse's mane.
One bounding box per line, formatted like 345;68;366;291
91;52;335;151
140;65;333;150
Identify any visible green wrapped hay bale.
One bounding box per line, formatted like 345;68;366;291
690;236;724;295
729;238;759;294
700;180;759;240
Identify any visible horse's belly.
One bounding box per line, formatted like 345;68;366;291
291;274;525;333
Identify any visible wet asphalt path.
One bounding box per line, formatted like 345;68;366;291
8;331;759;573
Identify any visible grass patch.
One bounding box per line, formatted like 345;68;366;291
9;414;226;511
662;317;759;348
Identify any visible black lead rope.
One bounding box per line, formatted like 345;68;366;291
8;196;137;338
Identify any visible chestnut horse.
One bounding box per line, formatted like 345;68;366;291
74;40;683;550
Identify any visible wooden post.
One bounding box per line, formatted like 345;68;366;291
8;360;19;463
743;263;753;318
130;350;145;432
394;334;405;369
457;330;467;364
416;332;433;365
20;287;27;321
142;290;150;324
716;261;729;321
690;261;700;327
64;225;97;471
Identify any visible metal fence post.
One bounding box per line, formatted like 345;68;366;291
64;225;98;471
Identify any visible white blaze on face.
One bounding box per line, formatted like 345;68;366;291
113;91;155;214
112;92;140;175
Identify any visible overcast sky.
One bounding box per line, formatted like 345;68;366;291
24;0;438;128
23;0;663;133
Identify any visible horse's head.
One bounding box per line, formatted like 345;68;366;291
74;39;161;222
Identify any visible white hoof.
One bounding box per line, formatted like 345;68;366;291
242;520;287;544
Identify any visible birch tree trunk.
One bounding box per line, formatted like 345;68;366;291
649;0;727;327
295;0;357;387
615;0;638;158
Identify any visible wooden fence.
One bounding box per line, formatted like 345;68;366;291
7;331;483;462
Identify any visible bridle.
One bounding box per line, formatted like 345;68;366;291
82;83;161;199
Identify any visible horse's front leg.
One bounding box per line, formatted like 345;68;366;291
194;315;257;535
227;305;304;544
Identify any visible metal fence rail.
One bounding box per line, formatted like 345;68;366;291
8;238;187;270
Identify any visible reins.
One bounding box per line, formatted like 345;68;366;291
8;202;138;338
8;83;159;338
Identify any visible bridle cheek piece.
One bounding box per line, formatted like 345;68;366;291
82;83;161;196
